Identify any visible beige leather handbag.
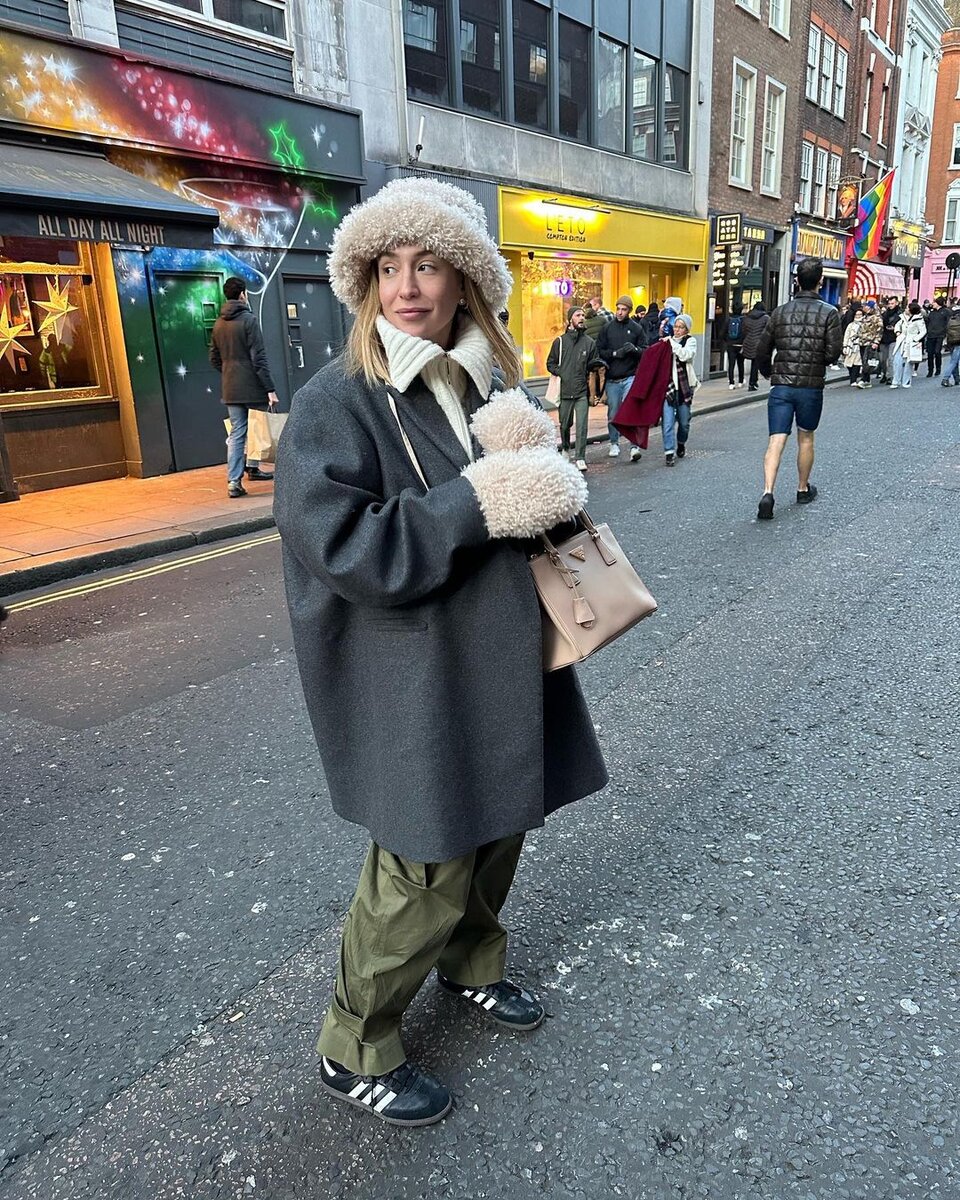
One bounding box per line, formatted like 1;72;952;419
530;511;657;671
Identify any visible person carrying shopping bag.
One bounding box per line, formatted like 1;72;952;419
662;315;698;466
842;309;864;386
274;179;608;1128
889;302;926;389
546;307;601;472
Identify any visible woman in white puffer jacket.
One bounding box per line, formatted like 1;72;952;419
890;302;926;389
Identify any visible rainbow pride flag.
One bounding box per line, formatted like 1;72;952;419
852;170;895;261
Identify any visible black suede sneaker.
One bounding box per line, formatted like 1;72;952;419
246;467;274;481
318;1057;452;1126
796;483;818;505
676;443;686;459
437;974;545;1030
757;492;774;520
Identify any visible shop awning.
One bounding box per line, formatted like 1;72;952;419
849;260;906;297
0;143;219;248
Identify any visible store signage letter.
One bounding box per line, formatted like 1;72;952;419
37;213;167;245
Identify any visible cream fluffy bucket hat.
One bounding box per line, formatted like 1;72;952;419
328;177;513;315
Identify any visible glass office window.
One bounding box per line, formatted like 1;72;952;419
598;36;626;152
514;0;549;131
632;50;658;160
558;17;590;141
211;0;285;37
403;0;449;104
460;0;502;117
663;65;689;169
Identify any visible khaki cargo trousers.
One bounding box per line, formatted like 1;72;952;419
317;833;525;1076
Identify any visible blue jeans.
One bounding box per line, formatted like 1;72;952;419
604;375;634;445
942;345;960;384
226;404;260;482
890;349;913;387
662;398;691;453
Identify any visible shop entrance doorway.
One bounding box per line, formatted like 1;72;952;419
279;275;345;395
152;270;225;472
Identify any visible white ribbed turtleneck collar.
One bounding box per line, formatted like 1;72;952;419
376;314;494;398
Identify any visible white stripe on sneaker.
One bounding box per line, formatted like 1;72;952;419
321;1057;338;1078
462;988;474;998
482;995;497;1010
374;1089;398;1113
361;1086;376;1106
472;991;488;1005
348;1080;368;1099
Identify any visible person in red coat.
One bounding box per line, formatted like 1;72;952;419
610;338;674;452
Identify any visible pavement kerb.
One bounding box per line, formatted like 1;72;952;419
0;378;849;599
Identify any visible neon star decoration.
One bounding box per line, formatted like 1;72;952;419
33;277;78;339
0;303;30;369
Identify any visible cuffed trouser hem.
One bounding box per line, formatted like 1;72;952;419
317;997;407;1077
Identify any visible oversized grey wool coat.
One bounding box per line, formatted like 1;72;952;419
273;357;608;863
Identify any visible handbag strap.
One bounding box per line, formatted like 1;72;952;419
539;508;617;567
387;389;429;489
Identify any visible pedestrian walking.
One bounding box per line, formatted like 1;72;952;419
841;309;864;385
209;277;279;498
581;296;610;339
890;302;926;389
662;315;698;466
924;296;948;378
725;303;746;389
273;177;606;1128
856;300;883;388
753;257;842;520
840;298;861;334
940;300;960;386
547;306;600;472
877;296;901;383
741;302;769;392
596;295;644;462
641;302;661;346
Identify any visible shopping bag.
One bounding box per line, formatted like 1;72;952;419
543;373;561;411
246;409;287;462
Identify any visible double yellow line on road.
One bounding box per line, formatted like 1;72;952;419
5;531;281;613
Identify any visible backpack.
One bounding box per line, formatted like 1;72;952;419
727;315;743;343
947;313;960;347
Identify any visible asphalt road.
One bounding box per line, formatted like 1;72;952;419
1;375;958;1199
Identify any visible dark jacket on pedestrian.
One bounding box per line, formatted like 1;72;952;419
741;304;769;359
926;304;949;339
209;299;276;406
755;289;843;389
274;358;608;863
880;305;901;345
546;327;599;400
641;305;661;346
596;316;645;381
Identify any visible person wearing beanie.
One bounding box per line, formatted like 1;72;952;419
662;314;699;465
596;296;645;461
546;305;600;470
857;299;883;388
274;178;608;1128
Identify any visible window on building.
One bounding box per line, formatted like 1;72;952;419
514;0;549;132
632;50;658;161
799;140;814;211
735;0;761;14
945;193;960;242
952;123;960;168
460;1;502;117
761;80;786;195
819;36;835;109
862;59;874;134
812;146;828;216
827;152;842;218
663;65;689;170
834;47;848;118
806;24;821;101
404;0;449;103
558;18;590;140
730;60;757;187
769;0;790;37
145;0;286;38
877;70;890;144
597;36;627;152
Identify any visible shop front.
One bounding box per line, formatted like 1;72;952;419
0;24;363;495
918;247;960;303
847;260;907;301
497;187;709;380
888;219;924;302
792;222;850;306
708;213;785;375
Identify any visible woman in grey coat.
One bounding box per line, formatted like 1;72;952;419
274;179;608;1127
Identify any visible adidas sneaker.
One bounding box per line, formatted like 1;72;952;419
318;1056;452;1126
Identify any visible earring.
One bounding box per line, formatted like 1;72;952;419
459;298;469;308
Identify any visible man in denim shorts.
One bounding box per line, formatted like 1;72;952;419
753;258;843;520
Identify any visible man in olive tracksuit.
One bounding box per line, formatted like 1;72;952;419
209;276;280;498
546;306;598;472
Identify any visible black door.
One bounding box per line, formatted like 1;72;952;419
151;270;225;471
280;276;346;397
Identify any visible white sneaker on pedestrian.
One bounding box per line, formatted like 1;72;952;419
608;443;620;457
728;383;736;390
890;383;900;389
575;459;587;472
629;446;642;462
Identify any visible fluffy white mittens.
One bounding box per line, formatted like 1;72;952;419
463;389;587;539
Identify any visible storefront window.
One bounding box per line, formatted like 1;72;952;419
519;256;617;377
514;0;549;132
0;238;105;402
558;18;590;141
598;37;626;152
461;0;502;117
632;51;658;161
404;0;449;104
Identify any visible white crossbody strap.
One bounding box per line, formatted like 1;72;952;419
387;391;429;489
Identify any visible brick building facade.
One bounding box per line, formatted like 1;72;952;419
921;0;960;297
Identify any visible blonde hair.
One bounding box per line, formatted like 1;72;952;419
344;269;521;389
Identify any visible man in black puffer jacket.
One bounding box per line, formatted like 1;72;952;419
752;257;842;521
924;297;948;378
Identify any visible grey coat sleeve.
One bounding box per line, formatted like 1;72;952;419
245;314;276;393
274;389;489;608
